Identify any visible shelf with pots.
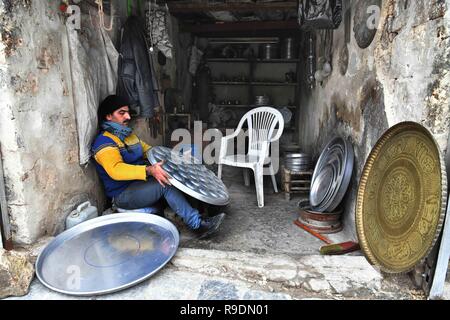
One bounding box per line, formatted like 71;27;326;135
204;37;300;138
207;58;300;63
215;104;296;109
210;81;298;86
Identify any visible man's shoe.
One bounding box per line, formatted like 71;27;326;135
195;213;226;239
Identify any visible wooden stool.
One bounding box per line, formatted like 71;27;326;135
281;166;313;200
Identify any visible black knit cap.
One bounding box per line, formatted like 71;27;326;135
98;95;130;123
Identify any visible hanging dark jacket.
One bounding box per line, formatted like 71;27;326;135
117;16;159;117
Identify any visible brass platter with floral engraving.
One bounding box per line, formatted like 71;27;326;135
356;122;447;273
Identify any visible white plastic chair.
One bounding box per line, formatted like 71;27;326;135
218;107;284;207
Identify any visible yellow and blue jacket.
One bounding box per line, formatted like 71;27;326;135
91;131;152;198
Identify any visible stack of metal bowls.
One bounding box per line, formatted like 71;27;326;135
255;95;270;106
309;137;354;213
284;153;311;172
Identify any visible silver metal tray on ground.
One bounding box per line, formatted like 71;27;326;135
147;146;230;206
35;213;179;296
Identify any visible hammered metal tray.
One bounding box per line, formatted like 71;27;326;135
36;213;179;296
147;146;230;206
356;122;448;274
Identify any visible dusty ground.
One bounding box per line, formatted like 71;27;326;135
173;165;356;256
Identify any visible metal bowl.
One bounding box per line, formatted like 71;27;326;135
314;148;343;211
310;164;335;207
285;153;311;171
310;137;354;212
297;199;343;215
285;153;311;159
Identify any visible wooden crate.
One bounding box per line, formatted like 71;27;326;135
281;166;313;200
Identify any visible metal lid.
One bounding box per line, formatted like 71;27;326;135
285;153;311;159
356;122;447;273
147;146;230;206
36;213;179;296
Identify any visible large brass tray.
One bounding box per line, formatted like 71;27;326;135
356;122;447;273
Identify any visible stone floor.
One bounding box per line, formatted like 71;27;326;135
174;165;355;257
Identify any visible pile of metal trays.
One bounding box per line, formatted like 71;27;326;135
309;137;354;213
284;153;312;172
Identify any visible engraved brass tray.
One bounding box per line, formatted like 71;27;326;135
356;122;447;273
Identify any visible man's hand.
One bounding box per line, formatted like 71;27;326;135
146;161;171;187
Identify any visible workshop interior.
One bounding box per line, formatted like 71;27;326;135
0;0;449;300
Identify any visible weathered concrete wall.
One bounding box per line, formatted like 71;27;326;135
0;0;108;245
298;0;450;239
0;0;163;245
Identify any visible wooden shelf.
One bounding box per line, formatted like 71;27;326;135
207;58;299;63
211;81;298;86
251;82;298;86
207;58;248;62
216;104;296;109
211;126;294;131
206;38;300;132
216;104;251;108
211;81;249;85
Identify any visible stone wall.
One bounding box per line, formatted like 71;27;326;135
0;0;121;245
297;0;450;239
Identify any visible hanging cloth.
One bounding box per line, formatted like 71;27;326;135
298;0;343;29
66;17;119;165
117;16;159;118
145;1;173;59
127;0;142;16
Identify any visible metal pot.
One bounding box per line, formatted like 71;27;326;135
255;95;270;106
281;37;297;59
260;43;279;60
284;153;311;171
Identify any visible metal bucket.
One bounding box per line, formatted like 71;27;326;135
297;200;343;234
285;153;311;171
255;95;270;106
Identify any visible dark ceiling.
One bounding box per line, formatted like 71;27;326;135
159;0;300;36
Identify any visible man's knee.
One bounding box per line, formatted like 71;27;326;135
142;179;166;200
161;184;177;195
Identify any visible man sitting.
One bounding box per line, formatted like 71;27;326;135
91;95;225;239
